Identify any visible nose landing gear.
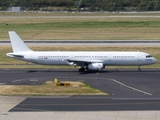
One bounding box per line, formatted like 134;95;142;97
138;65;141;72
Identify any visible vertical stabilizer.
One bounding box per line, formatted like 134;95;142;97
8;31;32;53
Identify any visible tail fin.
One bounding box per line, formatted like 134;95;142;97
8;31;32;53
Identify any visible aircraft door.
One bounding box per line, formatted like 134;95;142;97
70;54;74;59
108;54;112;61
30;52;35;63
137;52;142;61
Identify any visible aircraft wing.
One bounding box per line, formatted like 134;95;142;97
65;59;104;66
68;59;104;63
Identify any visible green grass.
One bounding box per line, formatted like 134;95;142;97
48;21;160;28
2;21;160;29
1;14;160;39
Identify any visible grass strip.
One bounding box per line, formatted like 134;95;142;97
0;81;106;96
1;16;160;40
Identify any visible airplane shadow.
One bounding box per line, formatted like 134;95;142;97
26;69;109;75
26;68;160;74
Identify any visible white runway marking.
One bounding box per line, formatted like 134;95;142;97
12;80;20;82
110;79;152;96
30;79;38;81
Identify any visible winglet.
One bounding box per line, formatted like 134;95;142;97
8;31;32;53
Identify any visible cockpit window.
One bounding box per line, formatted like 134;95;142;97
146;55;152;58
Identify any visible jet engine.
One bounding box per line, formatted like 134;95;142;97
88;63;104;71
67;62;77;66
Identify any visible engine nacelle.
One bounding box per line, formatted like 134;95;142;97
88;63;104;71
68;62;77;66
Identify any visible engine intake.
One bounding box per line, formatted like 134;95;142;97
68;62;77;66
88;63;104;71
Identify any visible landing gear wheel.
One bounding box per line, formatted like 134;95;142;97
79;67;85;72
138;66;141;72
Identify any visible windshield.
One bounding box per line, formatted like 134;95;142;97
146;55;152;58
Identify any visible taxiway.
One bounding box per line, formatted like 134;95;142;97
0;68;160;112
1;68;160;98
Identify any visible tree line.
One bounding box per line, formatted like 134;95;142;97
0;0;160;11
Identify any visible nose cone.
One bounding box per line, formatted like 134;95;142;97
153;57;157;64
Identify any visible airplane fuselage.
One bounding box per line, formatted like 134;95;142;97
7;51;156;66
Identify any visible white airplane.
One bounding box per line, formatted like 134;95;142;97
6;31;157;72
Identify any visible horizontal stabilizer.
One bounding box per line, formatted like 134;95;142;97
6;53;24;58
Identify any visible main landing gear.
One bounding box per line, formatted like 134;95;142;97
138;65;141;72
79;67;85;72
